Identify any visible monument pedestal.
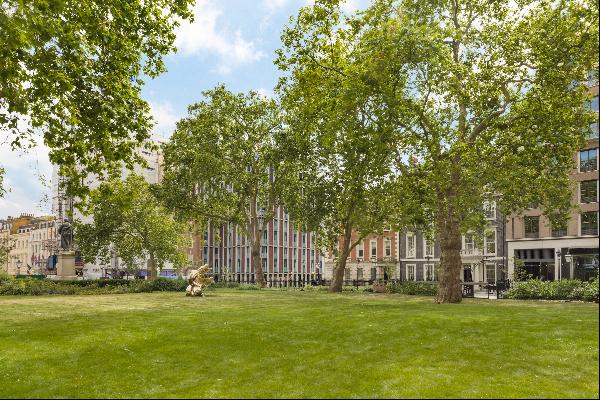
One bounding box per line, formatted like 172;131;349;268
55;251;78;280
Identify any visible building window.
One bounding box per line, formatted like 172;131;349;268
581;212;598;235
357;267;363;280
463;234;475;252
406;233;416;258
485;230;496;255
384;238;391;257
483;201;496;219
485;263;496;283
406;264;416;281
424;264;435;281
370;240;377;259
370;267;377;280
580;180;598;203
344;268;351;281
524;216;540;238
424;238;434;257
580;149;597;172
357;242;364;259
552;224;568;237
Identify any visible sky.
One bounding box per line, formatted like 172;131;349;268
0;0;369;219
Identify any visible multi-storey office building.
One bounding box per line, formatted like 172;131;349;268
398;202;507;283
507;80;599;281
196;207;323;282
322;230;398;281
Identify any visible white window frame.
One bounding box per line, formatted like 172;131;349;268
357;242;364;259
406;264;416;281
483;201;496;220
406;233;416;258
424;263;435;281
484;229;496;255
463;234;475;252
424;238;434;257
370;239;377;259
384;238;391;257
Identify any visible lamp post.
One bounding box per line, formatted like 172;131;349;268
555;250;562;281
564;251;573;280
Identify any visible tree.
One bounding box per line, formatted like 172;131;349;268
275;2;401;292
0;0;195;196
0;235;15;269
287;0;598;302
75;174;190;279
161;85;284;287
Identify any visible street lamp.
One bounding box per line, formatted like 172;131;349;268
564;250;573;280
425;255;432;281
555;250;562;280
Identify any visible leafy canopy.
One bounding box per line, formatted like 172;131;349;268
75;174;190;273
0;0;195;196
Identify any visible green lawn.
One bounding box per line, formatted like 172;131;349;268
0;290;597;399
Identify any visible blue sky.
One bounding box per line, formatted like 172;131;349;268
0;0;368;218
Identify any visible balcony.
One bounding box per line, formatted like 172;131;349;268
460;248;483;256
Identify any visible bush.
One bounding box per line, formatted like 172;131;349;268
237;284;260;290
0;277;188;296
386;281;438;296
505;278;599;302
211;281;241;289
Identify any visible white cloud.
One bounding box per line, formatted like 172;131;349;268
263;0;290;10
256;88;275;99
174;0;264;74
0;140;53;218
149;101;181;138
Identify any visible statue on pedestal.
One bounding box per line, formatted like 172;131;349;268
186;264;214;297
58;221;73;251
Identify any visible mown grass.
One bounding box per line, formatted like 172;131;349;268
0;290;597;398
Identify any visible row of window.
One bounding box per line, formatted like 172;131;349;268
355;238;393;259
404;230;497;258
524;212;598;237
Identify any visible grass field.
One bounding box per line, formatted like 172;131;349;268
0;290;597;398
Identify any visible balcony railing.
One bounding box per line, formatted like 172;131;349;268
460;248;483;256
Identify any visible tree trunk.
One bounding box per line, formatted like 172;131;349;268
148;252;158;280
330;223;352;292
249;194;266;288
251;239;266;287
435;191;463;303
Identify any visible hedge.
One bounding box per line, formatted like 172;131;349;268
505;278;598;302
386;281;438;296
0;275;188;296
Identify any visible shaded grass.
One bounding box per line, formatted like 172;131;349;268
0;291;597;398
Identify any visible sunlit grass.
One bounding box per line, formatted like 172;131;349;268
0;290;597;398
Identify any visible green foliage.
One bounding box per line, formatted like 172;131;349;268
278;0;598;299
275;2;398;281
161;85;285;282
0;277;187;296
0;0;195;197
505;278;599;302
75;174;191;278
237;284;261;291
0;235;15;267
386;282;438;296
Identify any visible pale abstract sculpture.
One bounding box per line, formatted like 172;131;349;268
186;264;214;297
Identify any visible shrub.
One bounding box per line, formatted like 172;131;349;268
505;278;599;302
211;281;241;289
386;282;438;296
0;277;188;296
237;284;260;290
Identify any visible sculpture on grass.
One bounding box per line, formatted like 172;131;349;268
186;264;214;297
